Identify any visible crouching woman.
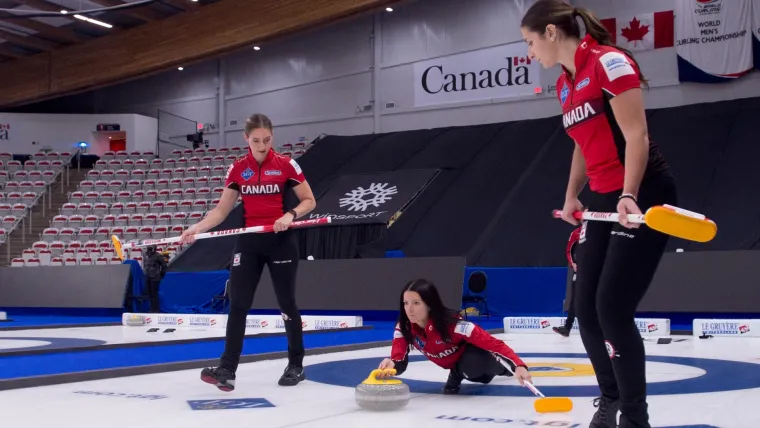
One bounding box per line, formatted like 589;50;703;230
377;278;532;394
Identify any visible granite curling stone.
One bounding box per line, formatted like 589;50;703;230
355;368;410;411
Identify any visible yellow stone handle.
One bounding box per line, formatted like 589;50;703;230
363;368;401;385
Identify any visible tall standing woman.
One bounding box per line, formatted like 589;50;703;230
179;113;316;390
520;1;677;427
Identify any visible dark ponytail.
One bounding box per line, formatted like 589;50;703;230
521;0;648;87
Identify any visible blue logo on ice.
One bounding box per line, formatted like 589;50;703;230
241;167;254;181
560;83;569;105
188;398;275;410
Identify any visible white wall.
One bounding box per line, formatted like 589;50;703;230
46;0;760;145
133;114;159;153
0;113;156;155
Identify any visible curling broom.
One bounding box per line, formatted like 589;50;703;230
494;355;572;413
524;380;573;413
552;204;717;243
111;217;331;260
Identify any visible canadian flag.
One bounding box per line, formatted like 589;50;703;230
601;11;675;52
512;56;532;66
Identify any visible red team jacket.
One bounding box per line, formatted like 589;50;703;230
557;34;668;193
225;148;305;227
390;318;526;373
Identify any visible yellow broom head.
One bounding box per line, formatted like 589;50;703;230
534;396;573;413
644;205;717;243
111;235;125;260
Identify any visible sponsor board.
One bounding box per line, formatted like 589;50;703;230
122;313;362;330
503;317;670;336
693;319;760;337
187;398;275;410
0;311;7;321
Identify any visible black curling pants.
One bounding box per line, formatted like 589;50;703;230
573;172;677;426
455;345;510;384
219;229;303;373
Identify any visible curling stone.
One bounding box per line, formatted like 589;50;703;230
355;368;410;411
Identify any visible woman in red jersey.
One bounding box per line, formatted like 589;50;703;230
520;1;678;427
180;113;316;391
377;279;531;394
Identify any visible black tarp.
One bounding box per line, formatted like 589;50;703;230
172;95;760;270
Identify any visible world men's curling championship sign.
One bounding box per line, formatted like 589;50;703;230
307;169;438;225
675;0;755;83
413;41;541;107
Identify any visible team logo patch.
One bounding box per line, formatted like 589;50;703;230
264;170;282;176
415;337;426;349
576;77;590;91
560;83;569;105
241;167;254;181
600;51;635;82
233;253;241;266
289;158;302;175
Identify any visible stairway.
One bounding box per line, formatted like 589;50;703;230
2;167;89;265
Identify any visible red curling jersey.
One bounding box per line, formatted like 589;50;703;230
557;34;668;193
390;317;526;371
224;148;305;227
566;226;581;266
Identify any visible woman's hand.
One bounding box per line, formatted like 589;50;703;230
376;359;395;378
273;212;294;233
617;197;642;229
515;366;532;386
179;226;199;245
561;198;584;225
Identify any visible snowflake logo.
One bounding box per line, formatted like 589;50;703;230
338;182;398;212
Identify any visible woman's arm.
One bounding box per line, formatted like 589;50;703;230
187;188;239;234
566;143;588;201
609;87;649;198
289;181;316;219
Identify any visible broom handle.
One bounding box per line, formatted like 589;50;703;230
523;380;545;398
552;210;646;224
121;217;330;250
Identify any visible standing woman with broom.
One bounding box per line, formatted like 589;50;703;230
180;113;317;390
520;1;678;427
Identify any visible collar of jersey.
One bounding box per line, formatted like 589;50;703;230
246;147;275;164
562;33;597;80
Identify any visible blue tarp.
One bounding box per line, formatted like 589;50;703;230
462;266;569;316
124;260;147;313
158;270;229;314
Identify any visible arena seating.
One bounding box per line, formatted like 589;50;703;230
9;142;312;268
1;151;74;265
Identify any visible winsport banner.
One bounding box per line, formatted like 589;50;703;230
675;0;754;83
307;169;439;225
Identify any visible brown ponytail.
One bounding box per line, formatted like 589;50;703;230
521;0;648;87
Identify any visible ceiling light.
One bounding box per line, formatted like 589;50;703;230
386;7;393;12
253;46;261;51
60;9;67;14
74;14;113;29
178;67;184;71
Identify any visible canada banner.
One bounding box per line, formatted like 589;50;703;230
413;41;541;107
600;11;675;52
675;0;754;83
307;169;439;225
